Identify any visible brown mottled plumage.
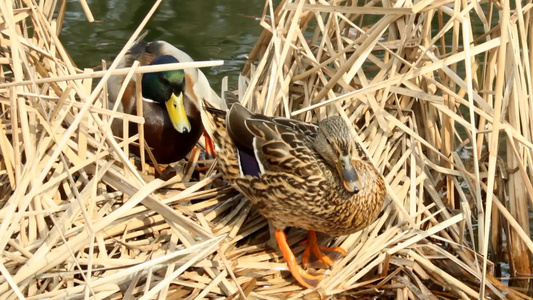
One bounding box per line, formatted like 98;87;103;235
203;97;386;288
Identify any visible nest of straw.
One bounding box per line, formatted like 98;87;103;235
1;0;533;299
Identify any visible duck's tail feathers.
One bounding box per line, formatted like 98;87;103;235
201;99;227;140
201;90;246;143
201;96;245;180
223;91;240;107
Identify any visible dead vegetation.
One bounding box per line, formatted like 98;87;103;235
0;0;532;299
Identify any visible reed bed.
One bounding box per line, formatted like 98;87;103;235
1;0;532;299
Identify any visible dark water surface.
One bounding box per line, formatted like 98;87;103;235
60;0;265;92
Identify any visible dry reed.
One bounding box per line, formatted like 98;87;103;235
1;0;532;299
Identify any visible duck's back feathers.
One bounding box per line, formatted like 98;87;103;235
146;41;194;63
125;41;156;66
205;102;320;178
224;103;317;152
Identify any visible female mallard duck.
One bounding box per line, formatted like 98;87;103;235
108;40;214;164
203;99;386;288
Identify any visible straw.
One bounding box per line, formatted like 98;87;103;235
1;0;532;298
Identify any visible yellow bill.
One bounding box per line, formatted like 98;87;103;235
166;92;191;133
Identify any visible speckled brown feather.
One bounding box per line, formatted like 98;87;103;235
203;103;386;236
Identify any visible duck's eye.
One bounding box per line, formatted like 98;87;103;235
341;159;348;168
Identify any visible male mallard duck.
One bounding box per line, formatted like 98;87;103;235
108;40;214;164
203;99;386;288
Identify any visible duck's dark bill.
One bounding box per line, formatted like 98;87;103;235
166;92;191;133
338;156;361;193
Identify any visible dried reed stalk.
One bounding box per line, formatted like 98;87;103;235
1;0;532;299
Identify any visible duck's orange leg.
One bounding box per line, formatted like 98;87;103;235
301;230;347;268
204;131;216;158
275;230;323;289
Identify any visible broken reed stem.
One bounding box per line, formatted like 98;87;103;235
135;72;146;173
0;61;225;89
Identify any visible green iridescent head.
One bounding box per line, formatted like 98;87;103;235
142;55;190;133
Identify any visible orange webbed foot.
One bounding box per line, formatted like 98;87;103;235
301;231;346;269
275;230;324;289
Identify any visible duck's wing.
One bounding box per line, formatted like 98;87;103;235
269;117;319;139
226;104;320;177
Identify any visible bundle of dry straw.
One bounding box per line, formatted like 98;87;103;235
1;0;532;299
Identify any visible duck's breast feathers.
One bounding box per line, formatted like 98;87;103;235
226;104;321;177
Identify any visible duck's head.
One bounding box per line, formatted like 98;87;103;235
314;116;363;194
142;55;191;133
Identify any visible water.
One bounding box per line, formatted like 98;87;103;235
60;0;266;92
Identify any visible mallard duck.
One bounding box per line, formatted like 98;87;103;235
203;99;386;288
108;39;214;164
